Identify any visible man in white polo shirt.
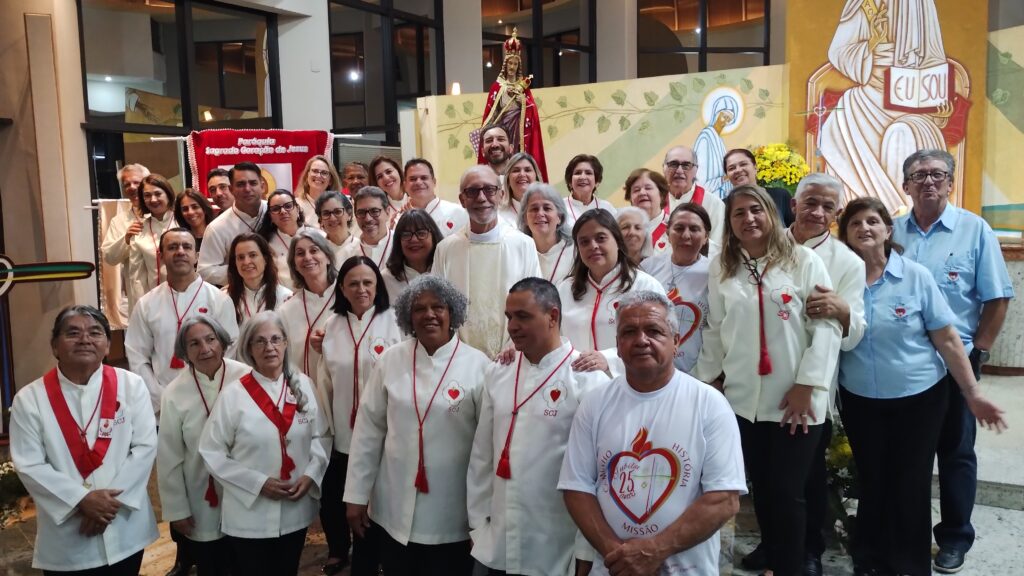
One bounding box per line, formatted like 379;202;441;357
559;290;746;575
198;162;267;286
403;158;468;236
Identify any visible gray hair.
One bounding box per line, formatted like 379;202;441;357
116;163;149;184
353;185;391;209
616;206;654;259
236;310;307;412
518;182;572;244
393;275;469;337
51;305;111;344
173;316;233;365
459;164;499;191
287;228;339;290
902;149;955;181
795;173;844;202
614;290;680;335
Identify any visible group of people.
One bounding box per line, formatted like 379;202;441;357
10;130;1014;576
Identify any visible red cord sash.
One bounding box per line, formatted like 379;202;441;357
412;339;461;493
346;311;378;428
240;373;298;480
169;282;203;369
302;290;335;376
743;258;773;376
192;365;226;507
588;272;621;350
43;365;118;484
496;348;574;479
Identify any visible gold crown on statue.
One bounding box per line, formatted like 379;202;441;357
504;27;523;59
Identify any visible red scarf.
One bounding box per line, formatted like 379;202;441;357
44;365;118;485
496;348;574;479
240;373;298;480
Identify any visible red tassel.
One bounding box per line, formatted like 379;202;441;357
204;476;219;508
758;348;773;376
169;356;185;369
414;461;429;493
495;449;511;479
280;434;295;480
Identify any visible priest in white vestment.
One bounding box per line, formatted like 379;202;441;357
431;165;542;359
10;306;158;574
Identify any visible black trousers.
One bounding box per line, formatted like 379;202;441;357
43;550;143;576
935;372;978;553
170;527;231;576
804;416;833;559
378;524;474;576
737;416;823;576
321;451;382;575
840;379;948;576
227;528;307;576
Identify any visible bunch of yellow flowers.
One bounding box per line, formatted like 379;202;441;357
754;143;811;193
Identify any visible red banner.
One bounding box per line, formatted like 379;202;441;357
187;129;331;194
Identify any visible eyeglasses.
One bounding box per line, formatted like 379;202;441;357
252;335;286;349
320;208;348;220
310;169;331;177
908;170;950;183
462;185;500;198
355;207;384;219
268;201;296;214
399;229;431;241
664;161;697;172
62;328;107;341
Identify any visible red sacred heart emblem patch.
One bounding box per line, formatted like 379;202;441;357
446;221;454;229
607;427;680;525
657;241;666;249
780;293;792;305
948;271;959;281
198;307;208;313
613;301;620;309
550;389;561;402
447;387;460;400
894;307;906;318
374;344;385;354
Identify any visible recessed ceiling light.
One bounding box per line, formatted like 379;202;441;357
104;76;112;82
349;70;361;81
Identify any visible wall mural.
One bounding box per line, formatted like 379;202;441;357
983;24;1024;232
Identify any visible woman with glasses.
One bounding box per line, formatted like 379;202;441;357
225;233;292;327
199;311;330;576
315;191;358;262
563;154;616;229
295;155;343;228
258;189;321;290
174;189;216;253
344;275;489;576
383;209;444;299
498;152;542;226
341;187;394;268
158;316;248;576
518;183;575;284
316;256;403;575
556;209;662;375
693;185;842;576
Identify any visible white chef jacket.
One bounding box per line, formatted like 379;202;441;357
556;269;664;358
538;239;576;285
557;371;747;576
432;223;542;358
328;234;360;266
420;196;469;237
339;230;395;271
563;195;617;229
640;253;711;374
317;307;404;452
228;283;294;329
198;202;267;286
344;337;490;545
125;276;240;413
467;340;609;575
669;185;725;255
277;287;335;381
198;370;330;538
645;210;672;256
268;226;325;291
100;207;145;313
157;358;250;542
788;228;867;417
381;266;422;302
10;366;159;571
694;246;842;423
295;194;320;229
126;211;177;309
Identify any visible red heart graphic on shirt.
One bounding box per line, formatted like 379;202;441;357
550;389;561;402
613;301;620;309
781;293;792;304
447;388;460;400
447;221;454;229
374;344;385;354
676;301;702;346
607;428;680;525
657;241;666;249
198;307;208;313
894;307;906;318
948;271;959;281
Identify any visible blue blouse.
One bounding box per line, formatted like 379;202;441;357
839;251;957;399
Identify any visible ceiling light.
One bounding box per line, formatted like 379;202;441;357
695;27;702;34
349;70;361;81
104;76;112;82
498;19;503;24
202;110;214;121
486;61;493;68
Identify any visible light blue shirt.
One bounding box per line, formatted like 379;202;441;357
893;204;1015;353
840;252;957;399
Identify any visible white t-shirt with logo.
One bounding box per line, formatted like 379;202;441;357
640;253;710;374
558;371;746;575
